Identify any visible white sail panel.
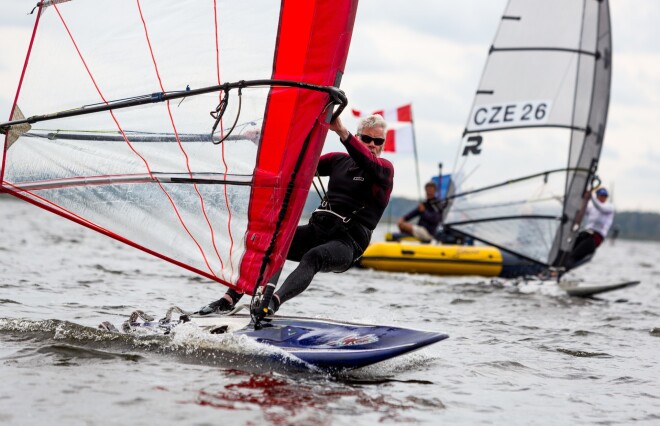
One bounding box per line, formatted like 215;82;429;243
466;51;594;131
3;1;279;283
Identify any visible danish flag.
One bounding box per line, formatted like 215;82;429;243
384;123;414;153
351;103;412;123
351;104;414;153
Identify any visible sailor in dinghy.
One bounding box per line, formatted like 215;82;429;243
199;114;394;317
389;180;447;244
563;187;615;271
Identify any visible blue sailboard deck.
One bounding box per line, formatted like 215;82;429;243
115;312;448;370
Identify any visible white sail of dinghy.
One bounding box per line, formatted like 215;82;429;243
444;0;612;269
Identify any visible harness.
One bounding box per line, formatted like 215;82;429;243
313;199;364;224
310;171;372;263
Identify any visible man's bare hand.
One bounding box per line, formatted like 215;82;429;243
329;116;350;141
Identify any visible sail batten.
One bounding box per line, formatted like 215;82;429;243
490;47;599;57
446;0;611;266
9;173;257;192
447;215;562;226
463;124;588;135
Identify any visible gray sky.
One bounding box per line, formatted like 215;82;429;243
2;1;659;212
335;0;660;212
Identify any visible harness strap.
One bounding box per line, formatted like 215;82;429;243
314;206;351;223
318;200;365;223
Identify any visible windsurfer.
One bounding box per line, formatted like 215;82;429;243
565;187;615;270
199;114;394;315
391;181;447;243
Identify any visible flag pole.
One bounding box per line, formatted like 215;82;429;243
410;111;422;201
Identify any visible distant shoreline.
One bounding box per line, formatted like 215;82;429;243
3;192;660;242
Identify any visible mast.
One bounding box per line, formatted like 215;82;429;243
551;0;612;267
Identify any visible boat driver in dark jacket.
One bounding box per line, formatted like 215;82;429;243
199;114;394;315
395;181;447;243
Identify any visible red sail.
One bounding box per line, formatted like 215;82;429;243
1;0;359;294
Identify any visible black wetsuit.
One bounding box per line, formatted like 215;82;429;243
274;132;394;305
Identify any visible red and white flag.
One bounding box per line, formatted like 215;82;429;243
351;103;413;123
384;123;414;153
373;103;413;123
352;103;415;153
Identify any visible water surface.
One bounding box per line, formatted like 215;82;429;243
1;199;658;425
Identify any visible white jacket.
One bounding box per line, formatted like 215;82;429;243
583;193;615;237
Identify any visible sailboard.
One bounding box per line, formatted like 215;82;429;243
0;0;448;367
100;307;448;371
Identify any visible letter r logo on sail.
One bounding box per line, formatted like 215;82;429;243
462;136;483;156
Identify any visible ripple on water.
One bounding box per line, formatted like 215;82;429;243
35;344;144;366
93;265;126;275
572;330;596;336
609;376;649;385
76;279;104;285
556;348;612;358
450;282;496;294
0;283;21;289
637;392;660;400
450;298;475;304
98;305;135;311
471;360;532;371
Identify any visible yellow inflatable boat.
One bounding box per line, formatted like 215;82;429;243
359;241;544;278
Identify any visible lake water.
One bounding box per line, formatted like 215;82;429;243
0;198;658;425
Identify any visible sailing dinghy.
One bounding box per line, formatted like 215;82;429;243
0;0;447;369
360;0;635;296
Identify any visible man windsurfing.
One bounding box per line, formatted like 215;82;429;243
199;114;394;316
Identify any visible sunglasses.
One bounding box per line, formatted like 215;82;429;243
357;134;386;146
